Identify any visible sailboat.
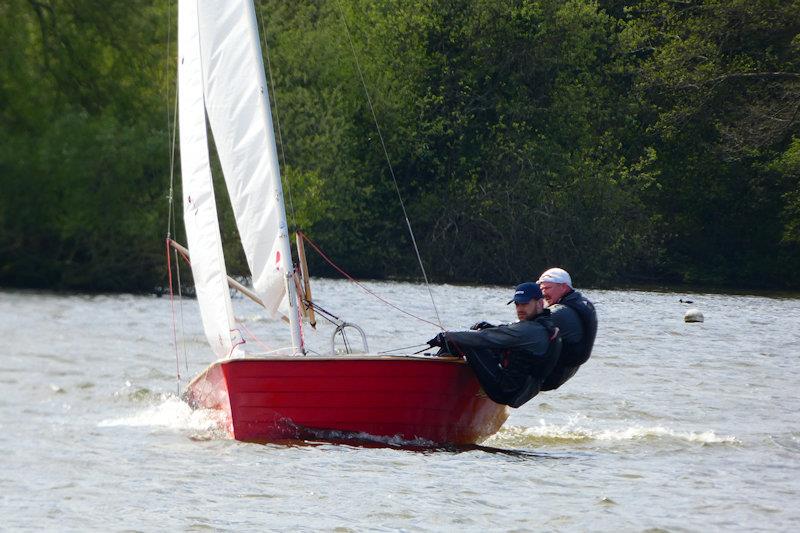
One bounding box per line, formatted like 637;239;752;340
171;0;508;444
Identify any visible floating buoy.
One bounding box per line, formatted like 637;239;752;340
684;308;704;323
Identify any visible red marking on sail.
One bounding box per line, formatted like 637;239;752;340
275;250;281;265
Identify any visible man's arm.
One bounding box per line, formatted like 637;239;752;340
445;322;539;351
549;305;583;344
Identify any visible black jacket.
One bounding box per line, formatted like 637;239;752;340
540;290;597;391
443;311;562;407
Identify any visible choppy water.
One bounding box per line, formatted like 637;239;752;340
1;280;799;531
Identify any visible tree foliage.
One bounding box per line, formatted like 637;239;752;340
621;0;800;286
0;0;171;291
1;0;798;291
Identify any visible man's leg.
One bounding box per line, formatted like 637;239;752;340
462;348;520;405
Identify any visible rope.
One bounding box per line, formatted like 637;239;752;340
236;319;273;353
165;239;181;393
164;2;184;394
377;343;429;355
173;247;189;375
165;5;179;241
229;318;297;358
301;297;341;324
335;2;444;330
226;328;246;357
299;232;442;329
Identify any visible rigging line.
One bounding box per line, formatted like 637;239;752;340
165;239;181;394
299;231;441;328
228;319;293;355
233;319;266;353
335;2;444;330
411;346;433;355
165;0;171;128
258;6;297;231
303;300;343;327
304;298;340;321
164;0;172;171
163;1;182;393
173;247;189;375
377;343;429;355
171;195;179;257
226;329;246;357
165;1;179;240
166;88;178;239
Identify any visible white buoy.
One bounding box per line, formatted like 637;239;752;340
684;308;704;323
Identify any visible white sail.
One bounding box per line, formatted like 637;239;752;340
194;1;294;318
178;0;238;358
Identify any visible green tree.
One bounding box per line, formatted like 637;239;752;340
622;0;800;286
0;0;172;290
343;0;656;283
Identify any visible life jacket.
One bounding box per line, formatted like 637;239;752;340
539;290;597;391
534;313;563;368
557;291;597;366
506;313;562;408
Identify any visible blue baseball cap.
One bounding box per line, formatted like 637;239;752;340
507;282;544;304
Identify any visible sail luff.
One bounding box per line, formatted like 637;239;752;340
177;0;238;358
195;0;302;353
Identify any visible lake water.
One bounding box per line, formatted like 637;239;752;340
2;280;799;531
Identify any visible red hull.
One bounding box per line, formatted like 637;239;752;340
184;355;509;445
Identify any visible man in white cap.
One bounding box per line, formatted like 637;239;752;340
536;267;597;391
427;282;562;408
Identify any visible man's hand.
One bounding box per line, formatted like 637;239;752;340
470;321;494;330
427;332;447;347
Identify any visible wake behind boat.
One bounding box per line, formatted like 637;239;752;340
169;0;508;444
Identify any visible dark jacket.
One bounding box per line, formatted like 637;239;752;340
443;311;562;407
540;290;597;391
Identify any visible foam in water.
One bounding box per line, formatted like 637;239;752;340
488;414;739;446
301;427;439;448
97;399;738;448
98;394;224;436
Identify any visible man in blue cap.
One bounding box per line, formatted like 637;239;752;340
427;282;562;408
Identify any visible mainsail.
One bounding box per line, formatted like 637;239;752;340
178;0;302;355
195;1;295;322
177;0;238;358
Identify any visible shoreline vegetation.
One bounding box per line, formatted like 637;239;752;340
2;1;799;293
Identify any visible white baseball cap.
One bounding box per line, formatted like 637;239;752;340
536;267;573;288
